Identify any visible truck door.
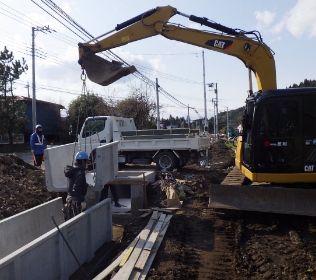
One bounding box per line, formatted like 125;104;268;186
80;118;107;154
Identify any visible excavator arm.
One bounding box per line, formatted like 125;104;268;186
78;5;277;91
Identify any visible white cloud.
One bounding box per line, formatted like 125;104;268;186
61;2;72;14
272;0;316;38
254;10;276;28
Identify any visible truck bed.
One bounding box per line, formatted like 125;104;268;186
119;135;210;151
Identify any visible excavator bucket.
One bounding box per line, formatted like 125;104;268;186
80;52;136;86
209;168;316;217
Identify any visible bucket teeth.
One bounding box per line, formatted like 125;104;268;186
81;52;136;86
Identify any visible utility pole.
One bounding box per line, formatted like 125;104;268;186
187;104;190;129
24;82;30;98
156;78;160;129
215;83;218;139
202;50;207;132
226;107;229;138
209;83;218;139
212;99;216;137
32;25;54;131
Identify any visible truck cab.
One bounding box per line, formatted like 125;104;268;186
78;116;136;156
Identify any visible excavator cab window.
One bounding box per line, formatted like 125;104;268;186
255;99;299;172
259;101;297;139
82;119;106;138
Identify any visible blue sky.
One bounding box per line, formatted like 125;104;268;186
1;0;315;120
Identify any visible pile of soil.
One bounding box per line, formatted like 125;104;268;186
0;154;57;220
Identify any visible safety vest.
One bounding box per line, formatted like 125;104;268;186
35;134;45;145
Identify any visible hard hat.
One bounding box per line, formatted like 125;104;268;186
75;151;89;160
36;124;43;130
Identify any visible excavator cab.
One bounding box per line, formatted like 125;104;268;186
78;50;136;86
211;88;316;216
240;88;316;183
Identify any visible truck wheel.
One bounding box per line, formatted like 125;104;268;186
156;151;177;171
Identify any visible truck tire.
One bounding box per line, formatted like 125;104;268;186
156;151;177;171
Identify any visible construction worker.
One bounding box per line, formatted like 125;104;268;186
63;151;89;220
99;184;122;207
30;124;47;167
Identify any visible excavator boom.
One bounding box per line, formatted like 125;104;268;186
78;5;276;91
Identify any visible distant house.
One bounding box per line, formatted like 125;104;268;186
0;96;65;144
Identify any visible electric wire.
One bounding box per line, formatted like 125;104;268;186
3;1;205;117
30;0;87;41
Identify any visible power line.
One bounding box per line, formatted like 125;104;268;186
32;0;191;109
2;1;203;111
30;0;87;41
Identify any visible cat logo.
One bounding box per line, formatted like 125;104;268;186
304;165;314;172
205;39;233;50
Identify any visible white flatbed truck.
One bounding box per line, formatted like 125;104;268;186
78;116;210;170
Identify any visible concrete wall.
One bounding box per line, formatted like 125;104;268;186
45;142;77;192
111;171;156;215
0;198;64;260
45;142;118;192
0;198;112;280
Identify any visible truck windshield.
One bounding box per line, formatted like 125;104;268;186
82;119;105;138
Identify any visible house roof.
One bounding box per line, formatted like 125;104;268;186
15;96;65;109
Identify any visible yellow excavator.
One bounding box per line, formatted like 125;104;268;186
78;5;316;216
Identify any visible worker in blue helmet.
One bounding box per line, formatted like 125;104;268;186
30;124;47;167
63;151;89;220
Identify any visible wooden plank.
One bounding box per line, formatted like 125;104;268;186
119;237;139;267
93;213;157;280
151;207;172;213
134;214;166;270
139;211;152;218
151;210;158;220
138;217;172;280
143;214;166;251
134;250;150;271
107;180;147;185
130;215;172;280
111;213;158;280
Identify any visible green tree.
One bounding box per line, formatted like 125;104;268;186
67;93;110;137
289;79;316;88
0;46;28;148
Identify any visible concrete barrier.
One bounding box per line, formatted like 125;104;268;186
109;171;156;215
44;142;118;192
44;142;77;192
0;198;112;280
0;198;64;260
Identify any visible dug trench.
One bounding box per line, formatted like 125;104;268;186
1;140;316;279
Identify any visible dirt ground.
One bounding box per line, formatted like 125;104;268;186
1;140;316;279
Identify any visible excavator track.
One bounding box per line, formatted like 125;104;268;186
209;167;316;217
220;167;247;185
